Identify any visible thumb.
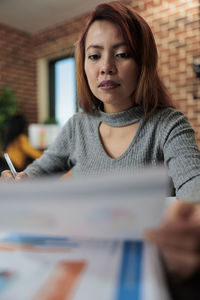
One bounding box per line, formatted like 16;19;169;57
166;200;195;221
15;172;28;181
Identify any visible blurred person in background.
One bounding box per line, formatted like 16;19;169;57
3;114;42;171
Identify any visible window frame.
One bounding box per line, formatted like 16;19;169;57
48;55;77;122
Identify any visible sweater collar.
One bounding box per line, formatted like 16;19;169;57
95;105;144;127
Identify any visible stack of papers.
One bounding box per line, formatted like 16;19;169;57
0;167;171;299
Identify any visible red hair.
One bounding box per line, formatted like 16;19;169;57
75;1;173;116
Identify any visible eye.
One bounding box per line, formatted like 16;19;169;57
88;54;100;60
116;52;130;58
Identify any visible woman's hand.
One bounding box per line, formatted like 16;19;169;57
1;170;28;181
146;200;200;279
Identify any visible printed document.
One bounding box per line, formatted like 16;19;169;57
0;167;168;240
0;167;171;299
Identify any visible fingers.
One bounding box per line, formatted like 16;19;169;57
15;172;28;181
146;223;200;279
160;245;200;279
0;170;15;181
1;170;28;181
146;228;200;252
165;200;195;221
146;201;200;279
160;218;200;236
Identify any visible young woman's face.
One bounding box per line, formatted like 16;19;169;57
84;20;139;113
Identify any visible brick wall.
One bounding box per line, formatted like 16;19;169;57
0;0;200;143
126;0;200;143
0;24;37;123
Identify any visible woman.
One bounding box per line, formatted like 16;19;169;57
3;114;42;171
2;1;200;290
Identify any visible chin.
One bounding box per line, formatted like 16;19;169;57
99;96;120;104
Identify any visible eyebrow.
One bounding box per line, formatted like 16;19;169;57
86;42;127;51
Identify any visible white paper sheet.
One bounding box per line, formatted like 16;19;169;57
0;167;168;240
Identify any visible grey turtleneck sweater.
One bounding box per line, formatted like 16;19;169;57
25;106;200;198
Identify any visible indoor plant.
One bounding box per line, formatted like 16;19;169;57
0;87;18;151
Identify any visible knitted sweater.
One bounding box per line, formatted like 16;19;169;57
25;106;200;198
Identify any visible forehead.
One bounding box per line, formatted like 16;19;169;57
85;20;124;47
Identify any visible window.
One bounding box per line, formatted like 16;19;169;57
49;56;76;126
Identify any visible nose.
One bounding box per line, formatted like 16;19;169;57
100;56;116;75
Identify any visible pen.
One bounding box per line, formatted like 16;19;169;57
4;153;17;178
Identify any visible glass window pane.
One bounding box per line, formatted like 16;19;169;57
55;57;76;126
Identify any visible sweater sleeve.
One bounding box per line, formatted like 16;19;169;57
160;109;200;199
24;117;75;178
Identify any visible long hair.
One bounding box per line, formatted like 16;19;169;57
75;1;173;116
3;114;27;151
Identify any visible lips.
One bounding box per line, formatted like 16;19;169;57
98;80;120;89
